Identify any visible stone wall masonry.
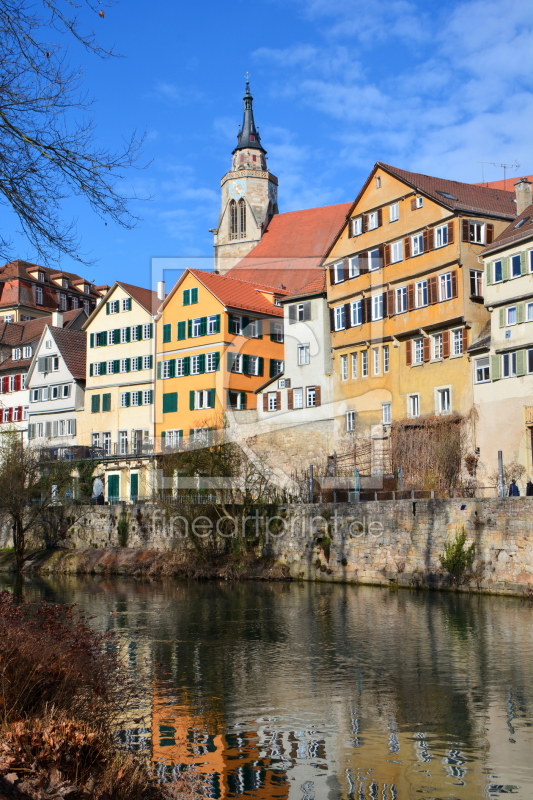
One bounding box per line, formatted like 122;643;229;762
3;498;533;595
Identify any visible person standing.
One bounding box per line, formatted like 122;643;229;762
526;479;533;496
508;479;520;497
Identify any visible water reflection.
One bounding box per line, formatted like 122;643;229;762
3;576;533;799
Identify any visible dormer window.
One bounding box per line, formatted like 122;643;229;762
62;278;68;288
23;346;32;358
84;284;90;294
38;271;45;282
12;348;21;361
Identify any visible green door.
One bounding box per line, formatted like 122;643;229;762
107;474;119;503
130;473;139;503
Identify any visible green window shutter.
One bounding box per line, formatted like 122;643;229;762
189;429;195;437
183;289;190;306
149;323;153;339
213;352;220;371
486;262;492;286
177;321;186;340
228;314;234;334
169;359;176;378
257;356;264;376
198;354;205;373
242;353;250;374
257;320;263;338
215;313;221;333
163;392;178;413
125;392;130;408
191;287;198;304
89;363;93;377
136;391;142;406
125;358;131;372
125;327;131;343
107;475;119;501
269;359;276;378
520;251;527;275
491;354;501;381
102;393;111;411
147;355;153;369
136;324;143;340
114;359;120;373
106;302;110;315
517;303;525;324
242;316;250;335
208;389;215;408
189;390;195;411
187;319;193;338
240;392;247;409
200;317;207;336
163;323;171;343
100;361;107;375
157;361;162;379
130;473;138;502
502;257;510;281
499;308;505;328
127;298;132;311
114;329;120;344
227;352;233;371
91;395;100;413
148;390;153;404
516;349;526;377
183;356;190;376
90;333;94;348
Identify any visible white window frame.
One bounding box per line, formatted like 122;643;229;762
306;386;316;407
396;286;407;314
293;388;303;409
121;327;129;343
372;347;380;375
206;352;218;372
267;392;277;412
109;300;119;314
131;325;139;342
433;333;443;360
191;318;202;337
361;350;368;377
351;300;362;326
437;387;451;415
435;224;448;248
382;402;391;425
415;195;423;208
383;345;389;373
468;221;485;244
142;323;152;340
351;217;362;236
229;353;242;373
13;348;21;361
439;272;452;301
367;211;378;230
131;391;139;406
121;298;130;312
372;294;383;321
207;315;218;335
415;280;428;308
452;328;463;356
502;351;517;378
333;262;344;284
511;253;521;278
348;256;360;278
162;360;172;379
107;360;114;375
107;330;114;346
340;354;348;381
389;203;399;222
93;362;101;376
120;393;128;408
493;260;503;283
507;306;517;326
413;337;424;364
351;352;358;378
334;305;345;331
408;393;420;418
475;356;490;383
191;355;200;375
470;269;483;297
527;302;533;322
143;390;151;405
412;233;424;256
391;240;402;263
368;248;380;271
298;344;310;366
23;346;32;359
143;355;151;370
346;410;355;432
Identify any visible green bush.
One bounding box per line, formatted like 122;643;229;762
440;527;475;585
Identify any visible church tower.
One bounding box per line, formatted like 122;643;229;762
212;78;278;274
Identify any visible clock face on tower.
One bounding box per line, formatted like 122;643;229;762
229;179;246;199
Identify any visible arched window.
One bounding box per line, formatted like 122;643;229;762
239;198;246;238
229;200;238;240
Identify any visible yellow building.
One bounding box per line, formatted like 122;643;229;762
155;268;285;447
79;282;160;502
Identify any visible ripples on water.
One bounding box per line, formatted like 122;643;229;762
3;576;533;800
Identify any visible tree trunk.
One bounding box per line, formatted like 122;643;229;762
13;518;25;572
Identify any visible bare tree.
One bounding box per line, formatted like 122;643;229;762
0;0;144;264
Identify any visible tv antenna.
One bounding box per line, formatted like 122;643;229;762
478;160;520;189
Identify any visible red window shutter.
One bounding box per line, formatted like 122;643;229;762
386;289;394;316
451;270;458;298
377;208;383;227
2;377;8;393
423;337;430;362
359;252;368;273
486;223;494;244
14;374;21;391
382;291;388;317
423;229;429;252
461;219;470;241
428;276;438;304
462;327;468;353
442;330;450;358
407;283;415;311
447;220;454;243
329;265;336;286
363;214;369;231
347;220;353;239
361;215;367;233
17;406;22;420
404;237;411;259
344;303;351;329
406;340;412;366
287;389;293;410
384;244;391;266
315;386;321;406
7;407;12;422
263;394;268;412
276;391;281;410
364;297;372;322
427;227;434;250
410;198;417;211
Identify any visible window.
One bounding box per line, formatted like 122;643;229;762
409;394;420;418
35;286;43;305
351;217;362;236
382;403;391;424
376;176;381;188
23;346;32;359
270;359;284;377
475;356;490;383
383;345;389;373
306;386;316;407
470;270;483;297
228;391;246;410
368;211;379;230
51;385;60;400
207;315;219;335
119;431;128;455
372;294;383;321
62;385;70;398
396;287;407;313
361;350;368;377
230;316;242;335
109;300;119;314
437;388;451;414
434;224;448;248
391;240;402;263
507;306;517;326
369;248;380;271
13;348;21;361
131;357;140;371
191;318;204;337
238;198;246;238
143;355;152;370
106;360;114;375
206;352;219;372
247;319;259;338
38;271;44;282
373;347;380;375
53;357;59;371
351;300;362;326
528;349;533;374
439;272;452;301
102;432;111;455
229;200;238;240
340;354;348;380
191;355;201;375
452;328;463;355
349;256;359;277
59;293;68;311
165;430;182;448
4;315;12;322
143;390;152;405
389;203;399;222
162;360;173;379
23;407;28;420
293;387;303;409
92;433;100;449
502;351;517;378
229;353;242;373
334;262;344;284
84;300;90;315
267;392;278;412
120;392;129;408
468;222;484;244
107;330;114;346
271;322;283;343
413;337;423;364
131;391;139;406
346;410;355;432
527;302;533;322
415;196;423;208
121;298;131;312
493;260;503;282
412;233;424;256
84;284;90;295
334;305;345;331
433;333;443;359
131;325;139;342
298;344;310;366
351;352;358;378
415;280;428;308
511;254;521;278
93;362;101;376
142;323;152;340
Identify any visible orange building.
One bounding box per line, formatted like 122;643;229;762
324;162;517;437
154;269;286;444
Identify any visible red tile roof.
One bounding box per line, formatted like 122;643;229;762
228;202;351;293
378;163;517;219
49;328;87;380
284;271;326;301
0;308;84;347
0;260;100;303
116;282;161;314
475;174;533;191
481;203;533;255
189;270;285;317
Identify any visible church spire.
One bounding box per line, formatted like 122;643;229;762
233;75;266;154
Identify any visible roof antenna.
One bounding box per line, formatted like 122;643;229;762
478;161;520;190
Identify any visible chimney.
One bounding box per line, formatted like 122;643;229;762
157;281;166;301
515;178;532;216
51;310;63;328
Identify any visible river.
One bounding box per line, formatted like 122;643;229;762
3;575;533;800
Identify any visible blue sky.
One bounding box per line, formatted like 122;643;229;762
3;0;533;290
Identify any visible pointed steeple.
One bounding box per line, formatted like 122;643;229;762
233;76;266;154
